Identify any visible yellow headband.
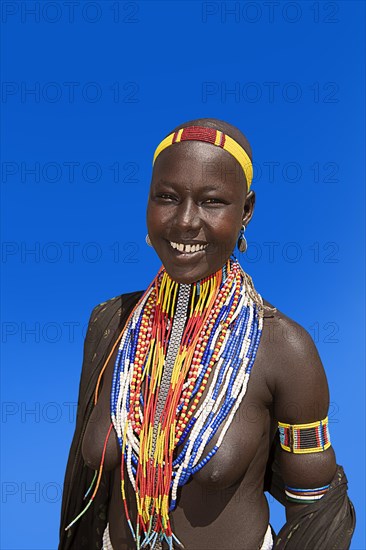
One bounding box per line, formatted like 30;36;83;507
152;125;253;190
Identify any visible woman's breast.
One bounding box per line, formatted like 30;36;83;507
190;401;269;489
81;345;121;471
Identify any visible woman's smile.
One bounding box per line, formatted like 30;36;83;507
168;240;208;254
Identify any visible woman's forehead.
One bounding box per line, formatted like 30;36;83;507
152;141;247;189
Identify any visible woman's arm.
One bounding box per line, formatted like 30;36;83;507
273;321;336;513
269;316;355;548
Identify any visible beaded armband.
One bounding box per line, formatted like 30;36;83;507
278;416;331;454
285;484;330;504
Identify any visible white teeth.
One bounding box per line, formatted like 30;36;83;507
169;241;207;253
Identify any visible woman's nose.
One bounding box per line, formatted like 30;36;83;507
174;199;200;232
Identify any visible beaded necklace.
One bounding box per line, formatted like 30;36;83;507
112;256;263;548
65;256;263;549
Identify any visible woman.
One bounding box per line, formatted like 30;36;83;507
59;119;355;550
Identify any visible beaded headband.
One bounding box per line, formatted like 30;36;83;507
153;125;253;191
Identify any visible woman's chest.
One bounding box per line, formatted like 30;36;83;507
82;333;272;487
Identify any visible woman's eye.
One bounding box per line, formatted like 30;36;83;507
157;193;175;200
204;198;223;204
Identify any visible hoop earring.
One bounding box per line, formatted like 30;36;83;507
145;234;152;247
237;225;247;253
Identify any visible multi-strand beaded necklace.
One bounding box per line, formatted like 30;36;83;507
111;256;263;548
65;256;263;549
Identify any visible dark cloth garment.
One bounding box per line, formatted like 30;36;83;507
268;460;355;549
59;291;144;550
59;291;355;550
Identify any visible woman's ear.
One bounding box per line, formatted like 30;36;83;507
242;190;255;226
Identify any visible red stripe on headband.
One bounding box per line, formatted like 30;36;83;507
180;126;217;145
220;132;226;148
172;131;180;143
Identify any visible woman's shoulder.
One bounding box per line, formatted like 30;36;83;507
261;297;315;351
259;298;328;401
84;290;145;347
89;289;145;322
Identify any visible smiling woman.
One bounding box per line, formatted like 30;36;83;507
59;119;355;550
146;122;255;285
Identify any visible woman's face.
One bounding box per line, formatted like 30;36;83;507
146;141;251;284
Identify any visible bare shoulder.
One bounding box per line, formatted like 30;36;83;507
259;298;330;423
260;298;320;363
